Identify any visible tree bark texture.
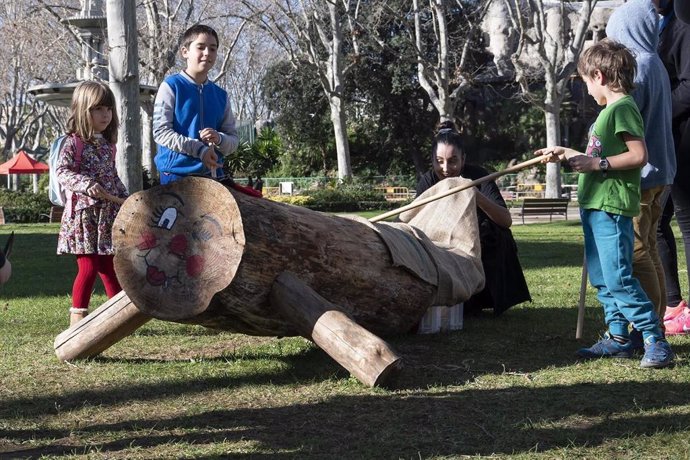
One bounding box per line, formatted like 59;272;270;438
112;177;437;338
107;0;143;193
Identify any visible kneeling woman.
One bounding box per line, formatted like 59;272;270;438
416;122;531;315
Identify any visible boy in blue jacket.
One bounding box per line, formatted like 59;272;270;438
153;24;239;184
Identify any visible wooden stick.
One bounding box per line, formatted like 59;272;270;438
370;153;554;223
104;192;125;205
576;253;588;339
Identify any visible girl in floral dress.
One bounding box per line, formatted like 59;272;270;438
56;81;128;326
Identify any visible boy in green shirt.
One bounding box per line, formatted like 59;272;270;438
536;39;674;368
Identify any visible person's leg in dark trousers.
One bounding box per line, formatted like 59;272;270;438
657;191;682;306
671;180;690;302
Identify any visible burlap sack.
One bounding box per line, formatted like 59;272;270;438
352;177;484;305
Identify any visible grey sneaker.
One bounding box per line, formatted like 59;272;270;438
640;336;674;369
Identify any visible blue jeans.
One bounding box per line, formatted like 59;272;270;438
581;209;663;340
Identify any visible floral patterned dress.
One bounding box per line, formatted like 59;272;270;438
56;134;128;255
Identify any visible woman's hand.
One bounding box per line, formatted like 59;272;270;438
475;191;513;229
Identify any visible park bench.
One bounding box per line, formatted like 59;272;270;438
40;206;64;223
519;198;569;224
374;186;416;202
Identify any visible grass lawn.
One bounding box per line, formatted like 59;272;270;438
1;219;689;459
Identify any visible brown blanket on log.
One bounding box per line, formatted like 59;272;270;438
350;177;485;305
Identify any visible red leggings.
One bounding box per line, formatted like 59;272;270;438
72;254;122;309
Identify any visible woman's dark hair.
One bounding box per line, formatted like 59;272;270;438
432;120;464;157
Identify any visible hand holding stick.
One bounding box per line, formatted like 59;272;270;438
87;183;125;205
103;193;125;205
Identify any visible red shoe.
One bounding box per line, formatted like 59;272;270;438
664;304;690;336
663;299;688;322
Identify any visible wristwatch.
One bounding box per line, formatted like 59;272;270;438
599;158;610;174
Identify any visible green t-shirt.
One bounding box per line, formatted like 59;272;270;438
578;95;644;217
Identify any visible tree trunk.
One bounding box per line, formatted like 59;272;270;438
141;107;156;179
112;177;436;338
329;95;352;180
107;0;143;193
544;109;562;199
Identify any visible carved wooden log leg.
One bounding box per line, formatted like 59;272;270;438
270;272;402;387
54;291;151;362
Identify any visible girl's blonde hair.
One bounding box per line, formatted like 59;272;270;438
66;80;119;144
577;39;636;94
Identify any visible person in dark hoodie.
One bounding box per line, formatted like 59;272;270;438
655;0;690;334
606;0;677;328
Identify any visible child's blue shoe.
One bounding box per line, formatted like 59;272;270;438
640;336;674;369
577;333;634;359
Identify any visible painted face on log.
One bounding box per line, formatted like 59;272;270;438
113;178;244;320
135;194;222;288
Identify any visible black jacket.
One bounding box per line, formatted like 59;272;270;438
659;10;690;187
417;167;531;315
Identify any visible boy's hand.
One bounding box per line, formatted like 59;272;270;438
567;155;598;173
200;128;221;145
534;147;565;163
201;146;222;171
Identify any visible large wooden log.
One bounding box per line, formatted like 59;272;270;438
62;177;481;386
112;177;438;337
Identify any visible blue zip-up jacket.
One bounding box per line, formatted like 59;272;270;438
606;0;676;189
153;72;239;178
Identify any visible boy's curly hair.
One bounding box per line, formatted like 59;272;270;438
577;39;637;94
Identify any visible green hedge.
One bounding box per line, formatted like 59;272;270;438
302;184;406;212
0;189;52;223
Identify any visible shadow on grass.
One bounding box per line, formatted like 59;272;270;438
2;306;687;458
0;232;78;297
516;240;583;270
2;381;689;458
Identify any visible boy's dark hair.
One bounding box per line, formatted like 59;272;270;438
181;24;219;49
577;39;636;94
432;120;464;157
